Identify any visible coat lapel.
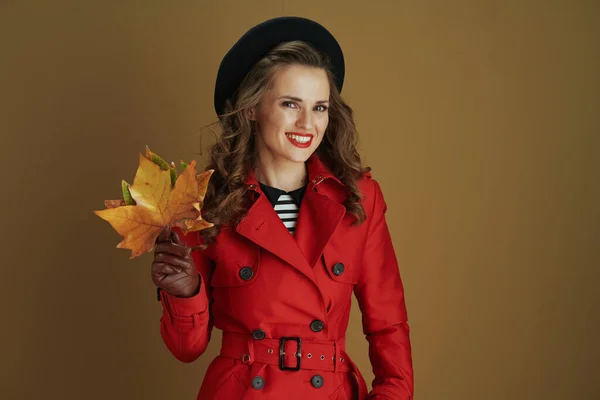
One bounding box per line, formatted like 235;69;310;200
236;154;347;284
294;186;346;268
294;154;348;268
236;175;318;285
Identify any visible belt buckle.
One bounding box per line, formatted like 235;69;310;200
279;337;301;371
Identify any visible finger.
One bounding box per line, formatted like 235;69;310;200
154;242;191;258
156;227;170;244
152;262;182;276
171;230;185;246
154;270;191;292
154;253;192;270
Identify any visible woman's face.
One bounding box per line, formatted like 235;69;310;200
251;64;330;165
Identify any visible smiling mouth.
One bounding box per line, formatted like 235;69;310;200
286;133;312;143
285;133;313;148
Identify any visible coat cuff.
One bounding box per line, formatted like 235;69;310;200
159;275;208;317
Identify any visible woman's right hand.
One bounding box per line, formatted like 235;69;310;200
151;228;200;298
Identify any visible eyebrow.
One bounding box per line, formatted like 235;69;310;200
277;95;329;104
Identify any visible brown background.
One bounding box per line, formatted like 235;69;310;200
1;1;598;399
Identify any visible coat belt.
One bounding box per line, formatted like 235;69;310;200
220;330;352;372
220;331;369;398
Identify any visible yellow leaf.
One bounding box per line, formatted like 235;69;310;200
94;148;214;259
196;169;212;202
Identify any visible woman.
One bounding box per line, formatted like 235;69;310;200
151;16;414;399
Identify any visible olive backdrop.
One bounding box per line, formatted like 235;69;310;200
1;1;598;399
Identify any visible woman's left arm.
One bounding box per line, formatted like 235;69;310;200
354;178;414;399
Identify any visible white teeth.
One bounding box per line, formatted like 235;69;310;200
286;133;311;143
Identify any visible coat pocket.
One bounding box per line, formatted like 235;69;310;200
209;244;261;322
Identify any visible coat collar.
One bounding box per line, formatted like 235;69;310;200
243;152;344;188
236;153;347;285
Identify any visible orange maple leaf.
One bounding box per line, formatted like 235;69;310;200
94;152;214;259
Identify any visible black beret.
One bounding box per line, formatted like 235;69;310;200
213;16;345;116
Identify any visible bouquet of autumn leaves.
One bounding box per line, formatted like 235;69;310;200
94;146;214;259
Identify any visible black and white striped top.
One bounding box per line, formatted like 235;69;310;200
259;183;307;236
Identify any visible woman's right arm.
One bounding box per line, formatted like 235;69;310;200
153;227;215;363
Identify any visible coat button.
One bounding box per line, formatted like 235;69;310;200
310;320;324;332
311;375;324;388
239;266;254;280
252;329;266;340
252;376;264;390
332;262;345;276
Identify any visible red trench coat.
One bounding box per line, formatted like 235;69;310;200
158;154;414;399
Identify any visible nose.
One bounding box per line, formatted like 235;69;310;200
296;108;314;131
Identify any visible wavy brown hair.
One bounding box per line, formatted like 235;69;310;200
199;40;370;247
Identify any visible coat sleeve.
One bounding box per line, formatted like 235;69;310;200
354;178;414;399
157;227;215;363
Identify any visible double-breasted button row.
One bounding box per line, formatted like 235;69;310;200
332;262;345;276
242;263;344;280
310;319;325;332
252;320;324;337
239;266;254;280
252;376;264;390
253;375;323;390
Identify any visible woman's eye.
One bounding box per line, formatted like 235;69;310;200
282;101;328;112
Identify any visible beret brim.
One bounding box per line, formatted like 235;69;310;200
214;16;345;116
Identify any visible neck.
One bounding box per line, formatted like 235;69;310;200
254;156;308;192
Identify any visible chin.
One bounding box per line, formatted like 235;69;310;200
284;155;310;164
284;150;314;164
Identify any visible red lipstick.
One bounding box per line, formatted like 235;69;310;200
285;132;313;148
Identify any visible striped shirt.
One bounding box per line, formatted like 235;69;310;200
259;183;307;236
